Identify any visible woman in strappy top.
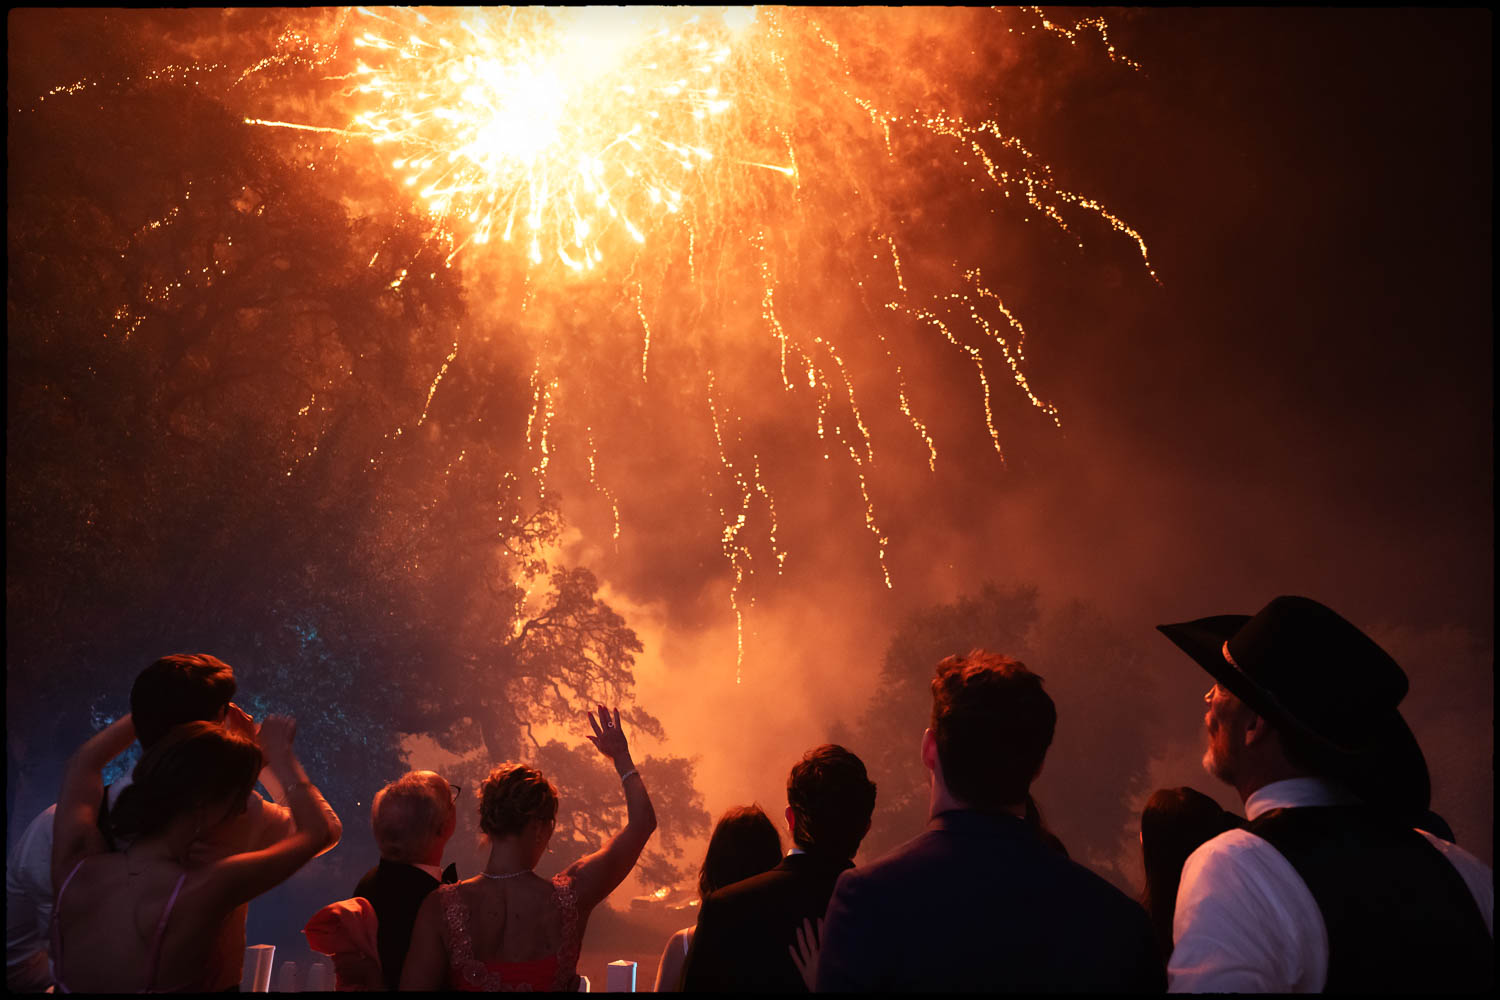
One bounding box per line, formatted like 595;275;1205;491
50;713;339;993
401;705;658;991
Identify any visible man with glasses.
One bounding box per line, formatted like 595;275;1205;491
354;770;461;990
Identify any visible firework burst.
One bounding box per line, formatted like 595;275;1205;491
153;7;1156;680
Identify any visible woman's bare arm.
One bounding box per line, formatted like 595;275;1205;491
398;892;449;991
196;716;340;911
653;927;691;993
52;714;136;888
567;706;657;911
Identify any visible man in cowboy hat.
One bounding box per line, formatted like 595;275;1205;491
1157;596;1492;992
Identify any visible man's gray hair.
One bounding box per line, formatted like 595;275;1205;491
371;770;454;864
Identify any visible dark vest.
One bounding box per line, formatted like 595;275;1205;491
1248;806;1492;993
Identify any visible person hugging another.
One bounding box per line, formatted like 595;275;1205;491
682;745;877;993
7;653;333;993
653;805;783;992
354;771;460;990
50;714;339;992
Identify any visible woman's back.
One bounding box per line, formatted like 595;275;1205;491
50;713;340;994
437;874;582;991
53;855;214;993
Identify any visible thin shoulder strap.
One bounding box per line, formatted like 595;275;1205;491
55;857;88;904
50;858;90;984
143;872;188;991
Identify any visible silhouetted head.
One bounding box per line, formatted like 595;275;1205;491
130;654;238;750
110;721;263;842
929;650;1055;812
372;770;458;865
1158;596;1429;815
1139;786;1243;958
698;804;783;899
478;763;558;866
786;744;877;861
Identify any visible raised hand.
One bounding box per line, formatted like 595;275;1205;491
257;714;297;766
586;705;631;765
789;916;824;991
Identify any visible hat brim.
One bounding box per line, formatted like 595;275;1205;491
1157;615;1431;820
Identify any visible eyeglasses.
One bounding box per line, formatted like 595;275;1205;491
449;783;462;803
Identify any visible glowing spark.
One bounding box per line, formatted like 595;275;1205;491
635;284;653;381
243;117;355;135
585;426;622;542
417;342;459;427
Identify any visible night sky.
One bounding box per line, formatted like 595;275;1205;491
7;6;1492;985
585;5;1494;865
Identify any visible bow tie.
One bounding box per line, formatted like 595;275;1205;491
441;863;459;884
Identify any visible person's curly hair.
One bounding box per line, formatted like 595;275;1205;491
478;763;559;839
931;650;1055;811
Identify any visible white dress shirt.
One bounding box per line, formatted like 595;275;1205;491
1168;777;1494;993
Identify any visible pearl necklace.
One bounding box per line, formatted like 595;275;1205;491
479;869;531;880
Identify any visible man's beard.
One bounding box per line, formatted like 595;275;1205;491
1203;735;1236;785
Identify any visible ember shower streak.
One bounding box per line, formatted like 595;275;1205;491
81;7;1156;682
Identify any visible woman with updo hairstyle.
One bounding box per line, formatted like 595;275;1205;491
478;763;560;841
402;705;658;991
652;804;783;992
51;715;340;992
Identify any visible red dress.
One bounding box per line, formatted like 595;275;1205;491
437;876;582;991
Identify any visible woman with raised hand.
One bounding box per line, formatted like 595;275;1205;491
49;714;339;993
401;705;658;991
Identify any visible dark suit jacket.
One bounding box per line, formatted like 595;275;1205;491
817;810;1164;992
681;851;854;993
353;859;444;990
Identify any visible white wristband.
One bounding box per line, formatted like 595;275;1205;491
619;768;639;784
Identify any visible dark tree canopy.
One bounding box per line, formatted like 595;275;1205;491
7;16;707;892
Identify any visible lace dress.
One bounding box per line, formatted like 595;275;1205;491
438;875;582;992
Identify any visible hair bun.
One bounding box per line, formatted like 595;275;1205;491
478;763;559;839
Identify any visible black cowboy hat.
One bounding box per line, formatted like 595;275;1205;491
1156;595;1430;819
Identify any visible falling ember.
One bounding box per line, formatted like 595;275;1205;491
231;7;1158;678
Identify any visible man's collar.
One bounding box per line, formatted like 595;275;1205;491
1243;776;1361;820
779;848;854;871
381;858;444;882
929;808;1031;835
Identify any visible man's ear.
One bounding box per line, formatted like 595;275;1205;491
921;728;938;773
1242;708;1273;748
784;804;795;836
